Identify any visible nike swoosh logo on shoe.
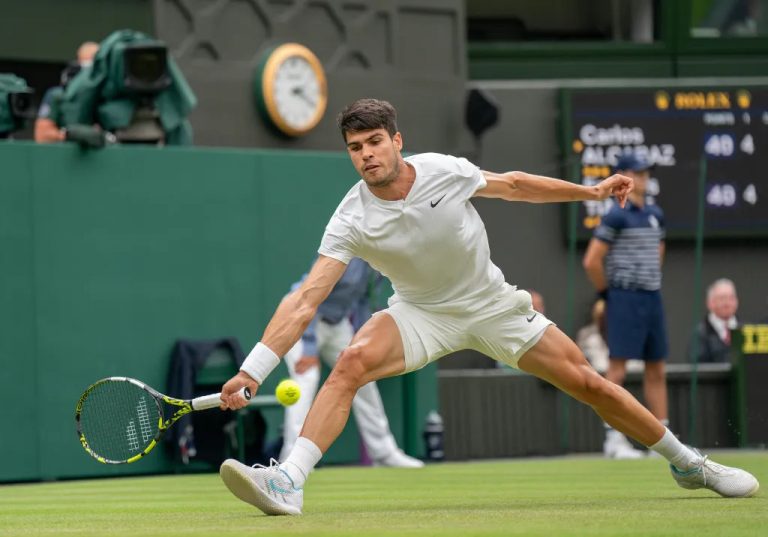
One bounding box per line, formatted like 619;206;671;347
268;478;294;495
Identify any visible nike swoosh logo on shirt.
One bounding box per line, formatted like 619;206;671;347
430;194;446;208
526;313;538;323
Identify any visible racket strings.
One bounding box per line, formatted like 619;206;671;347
78;381;162;462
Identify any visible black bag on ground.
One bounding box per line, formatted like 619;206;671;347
166;338;266;466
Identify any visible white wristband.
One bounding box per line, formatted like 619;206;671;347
240;342;280;384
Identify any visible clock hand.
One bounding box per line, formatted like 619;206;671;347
292;86;316;107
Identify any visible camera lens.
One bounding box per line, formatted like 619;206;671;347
9;91;35;119
129;51;163;84
123;44;171;93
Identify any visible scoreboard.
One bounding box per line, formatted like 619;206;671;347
734;325;768;447
561;87;768;239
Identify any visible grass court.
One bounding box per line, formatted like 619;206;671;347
1;452;766;537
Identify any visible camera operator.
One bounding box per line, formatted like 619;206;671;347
34;42;98;143
60;30;196;147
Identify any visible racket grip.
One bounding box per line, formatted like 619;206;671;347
192;386;252;411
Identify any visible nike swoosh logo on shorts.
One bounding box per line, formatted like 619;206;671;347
430;194;446;208
526;313;537;323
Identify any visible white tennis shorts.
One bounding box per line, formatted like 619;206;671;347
379;284;554;372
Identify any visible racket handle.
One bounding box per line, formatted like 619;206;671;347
191;386;252;411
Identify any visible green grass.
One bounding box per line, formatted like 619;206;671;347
1;452;766;537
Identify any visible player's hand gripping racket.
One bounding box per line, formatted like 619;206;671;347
75;376;250;464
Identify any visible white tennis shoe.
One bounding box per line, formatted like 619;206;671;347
220;458;303;515
670;452;760;498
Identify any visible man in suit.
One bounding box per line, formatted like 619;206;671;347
688;278;739;364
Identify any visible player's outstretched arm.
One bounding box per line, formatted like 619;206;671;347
220;255;347;409
475;171;633;207
263;255;347;355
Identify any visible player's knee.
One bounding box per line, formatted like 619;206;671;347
326;345;369;391
575;369;623;406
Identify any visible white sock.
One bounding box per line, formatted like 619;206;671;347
649;428;701;470
279;437;322;488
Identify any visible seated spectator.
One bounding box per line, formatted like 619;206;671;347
577;299;609;372
34;41;98;143
688;278;739;364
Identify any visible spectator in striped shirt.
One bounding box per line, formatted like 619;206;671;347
583;152;668;460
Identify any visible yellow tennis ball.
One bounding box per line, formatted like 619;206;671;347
275;379;301;406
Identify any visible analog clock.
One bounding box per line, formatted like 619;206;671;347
254;43;328;137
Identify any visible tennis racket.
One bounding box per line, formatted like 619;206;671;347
75;376;250;464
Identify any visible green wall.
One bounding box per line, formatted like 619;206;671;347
0;143;437;482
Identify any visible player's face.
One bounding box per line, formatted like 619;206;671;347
708;284;738;320
345;128;402;188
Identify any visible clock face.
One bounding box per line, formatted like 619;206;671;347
258;44;328;136
273;56;322;131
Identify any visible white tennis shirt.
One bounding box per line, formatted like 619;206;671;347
318;153;506;313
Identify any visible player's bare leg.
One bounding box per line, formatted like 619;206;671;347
518;326;663;445
518;326;758;498
220;313;407;515
299;312;406;452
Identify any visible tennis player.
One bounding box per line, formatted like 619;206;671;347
219;98;759;515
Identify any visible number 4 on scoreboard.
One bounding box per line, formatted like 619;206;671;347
743;184;757;205
740;134;755;155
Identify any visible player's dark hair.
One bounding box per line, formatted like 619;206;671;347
336;98;398;141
